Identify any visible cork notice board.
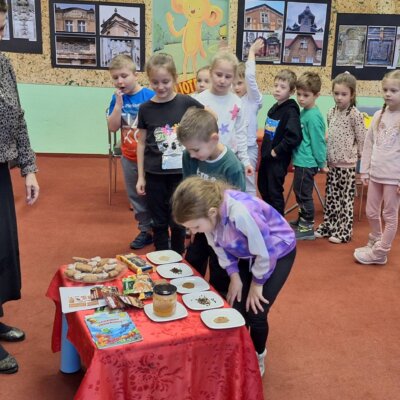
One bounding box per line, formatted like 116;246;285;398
2;0;400;96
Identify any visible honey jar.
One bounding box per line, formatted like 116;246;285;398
153;283;177;317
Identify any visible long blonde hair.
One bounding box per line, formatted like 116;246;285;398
376;69;400;129
172;177;230;225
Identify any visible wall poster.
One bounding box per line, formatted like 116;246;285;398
49;0;145;70
332;14;400;80
236;0;331;66
152;0;229;82
0;0;42;53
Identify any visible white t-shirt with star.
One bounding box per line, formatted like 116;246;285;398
197;90;250;167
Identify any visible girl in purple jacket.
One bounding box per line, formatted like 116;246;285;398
172;176;296;376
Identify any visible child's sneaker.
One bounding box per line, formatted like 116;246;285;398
353;248;387;265
256;348;267;377
328;236;342;244
314;230;324;238
295;219;315;240
354;234;381;253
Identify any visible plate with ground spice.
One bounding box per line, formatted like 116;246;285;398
182;291;224;311
146;250;182;265
200;308;245;329
170;276;210;294
156;263;193;279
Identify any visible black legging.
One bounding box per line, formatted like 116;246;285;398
233;248;296;354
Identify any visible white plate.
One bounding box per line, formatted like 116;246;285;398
143;302;188;322
200;308;245;329
156;263;193;279
182;290;224;311
170;276;210;294
146;250;183;265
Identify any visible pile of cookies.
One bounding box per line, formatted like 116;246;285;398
64;256;125;283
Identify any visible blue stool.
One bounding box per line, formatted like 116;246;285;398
60;314;81;373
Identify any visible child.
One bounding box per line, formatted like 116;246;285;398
257;69;302;215
192;65;210;98
177;107;246;294
107;55;154;249
196;51;253;176
232;38;264;196
172;176;296;376
315;73;366;243
136;53;203;254
291;72;326;240
354;70;400;265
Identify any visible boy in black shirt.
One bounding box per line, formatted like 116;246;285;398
257;69;302;215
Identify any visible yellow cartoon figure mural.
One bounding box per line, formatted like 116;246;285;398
166;0;223;78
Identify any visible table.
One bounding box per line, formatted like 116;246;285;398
46;265;264;400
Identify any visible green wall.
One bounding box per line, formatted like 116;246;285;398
18;83;384;155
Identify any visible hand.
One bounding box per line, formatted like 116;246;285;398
361;178;369;186
226;273;243;306
136;176;146;195
246;281;269;314
320;167;329;174
245;164;254;176
249;38;264;56
271;149;277;158
115;90;123;108
25;173;39;205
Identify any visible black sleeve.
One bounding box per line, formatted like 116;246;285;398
274;109;302;156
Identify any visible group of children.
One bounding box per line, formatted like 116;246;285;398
106;45;400;377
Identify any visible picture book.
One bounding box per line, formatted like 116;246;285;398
85;311;143;349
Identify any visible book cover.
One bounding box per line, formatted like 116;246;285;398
85;311;143;349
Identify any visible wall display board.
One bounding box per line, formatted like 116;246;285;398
0;0;42;53
332;14;400;80
152;0;229;81
49;0;145;70
236;0;330;66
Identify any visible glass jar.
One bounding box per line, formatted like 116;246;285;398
153;283;177;317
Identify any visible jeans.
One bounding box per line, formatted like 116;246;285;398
233;248;296;354
145;172;185;254
293;166;318;222
121;156;152;232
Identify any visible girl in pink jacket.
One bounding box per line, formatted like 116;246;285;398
354;70;400;265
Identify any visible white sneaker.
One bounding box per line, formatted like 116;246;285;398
328;236;342;244
354;248;387;265
256;348;267;377
355;235;381;253
314;231;324;238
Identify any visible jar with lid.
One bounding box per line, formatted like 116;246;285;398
153;283;177;317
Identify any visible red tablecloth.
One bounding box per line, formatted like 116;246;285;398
46;266;264;400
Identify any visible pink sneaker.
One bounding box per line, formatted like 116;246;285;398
353;248;387;265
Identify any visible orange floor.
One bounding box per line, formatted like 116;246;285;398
2;155;399;400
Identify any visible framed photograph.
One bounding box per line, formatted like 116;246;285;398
332;14;400;80
236;0;330;66
283;32;323;65
54;3;96;34
49;0;145;70
365;26;396;67
336;25;367;67
0;0;42;53
242;30;282;62
285;2;327;34
243;0;284;32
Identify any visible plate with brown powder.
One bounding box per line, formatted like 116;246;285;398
200;308;245;329
170;276;210;294
182;291;224;310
